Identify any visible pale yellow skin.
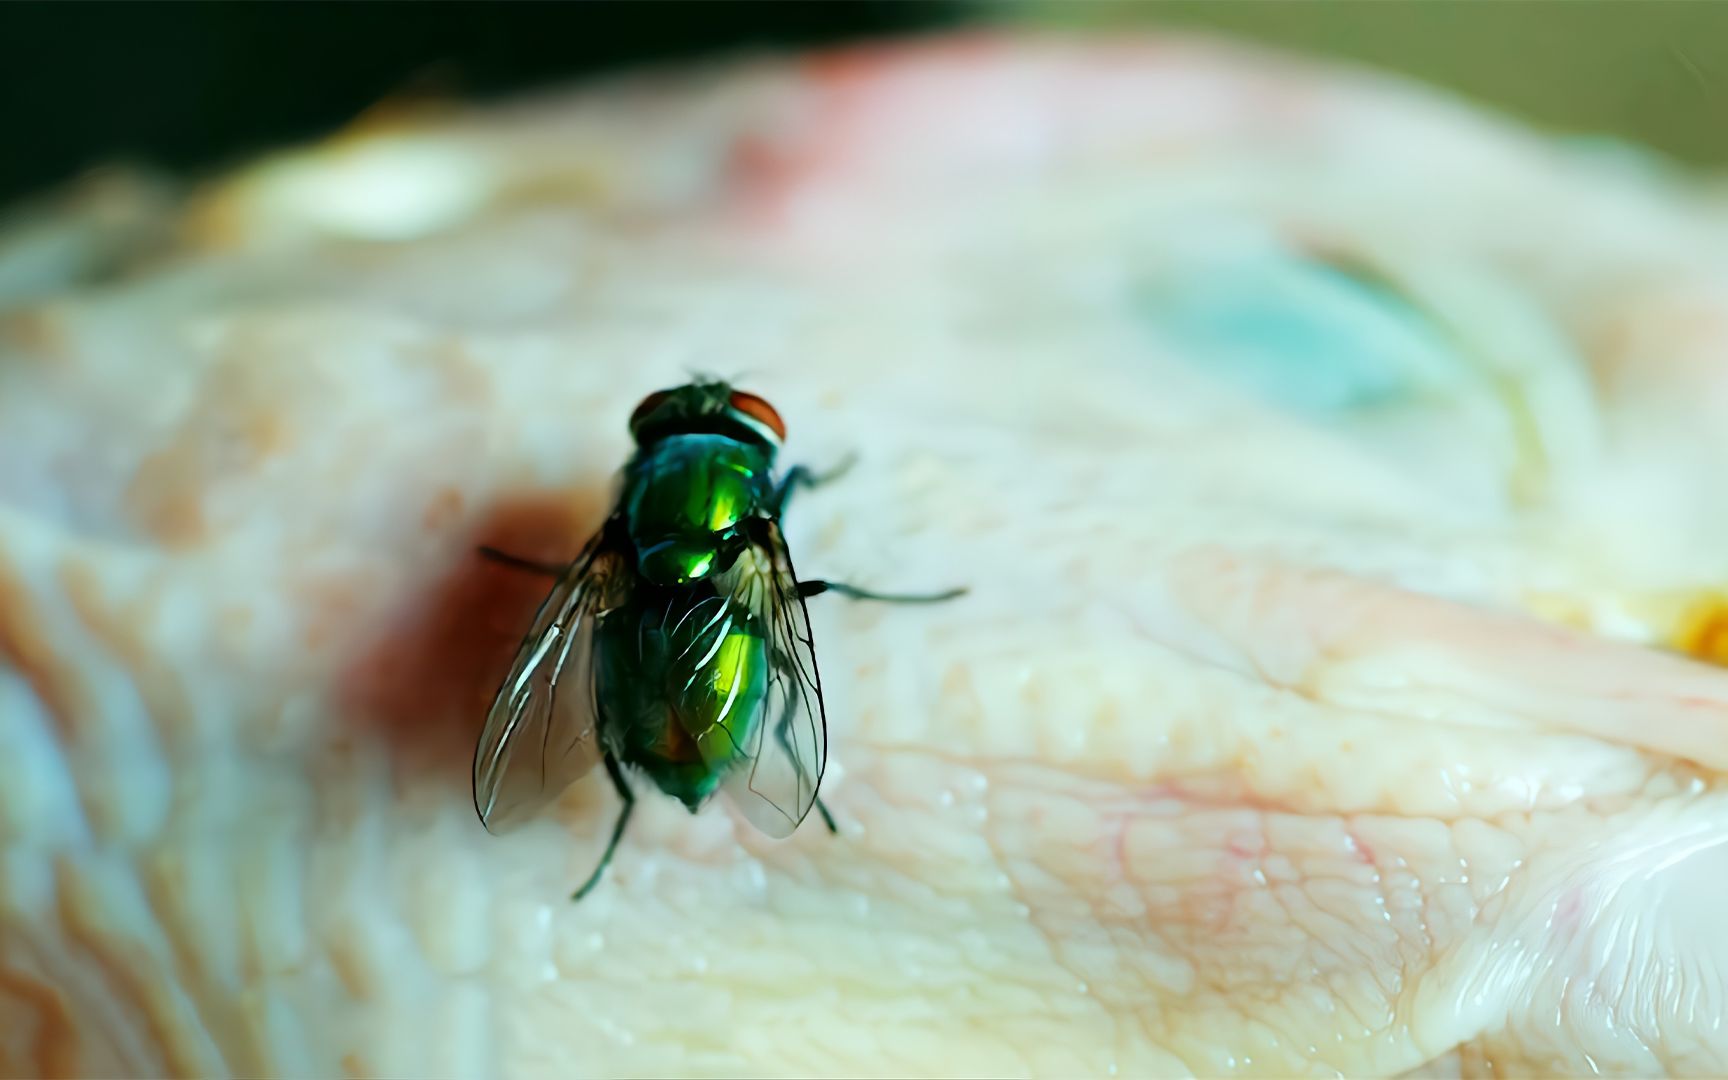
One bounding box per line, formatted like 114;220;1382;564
5;34;1728;1079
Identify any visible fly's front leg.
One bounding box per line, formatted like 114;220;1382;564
798;580;967;604
772;452;858;518
478;545;566;578
573;753;635;901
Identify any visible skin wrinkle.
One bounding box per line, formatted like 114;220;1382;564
0;963;79;1079
0;550;89;748
53;858;223;1077
58;559;192;751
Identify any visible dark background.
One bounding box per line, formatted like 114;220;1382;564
0;1;960;206
4;1;1724;209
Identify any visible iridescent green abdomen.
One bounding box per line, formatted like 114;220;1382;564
593;589;769;810
621;434;776;585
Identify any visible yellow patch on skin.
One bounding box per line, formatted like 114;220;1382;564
1672;593;1728;667
1523;587;1728;666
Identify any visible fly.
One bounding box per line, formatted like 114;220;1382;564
471;379;965;900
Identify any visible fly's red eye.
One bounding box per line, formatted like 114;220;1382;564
630;390;673;428
728;391;786;441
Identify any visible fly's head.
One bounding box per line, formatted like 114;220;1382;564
628;380;786;451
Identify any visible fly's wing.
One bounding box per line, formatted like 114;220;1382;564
720;519;829;838
472;528;622;834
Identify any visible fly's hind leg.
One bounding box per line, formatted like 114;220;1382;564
772;453;858;518
573;753;635;902
777;722;837;835
768;660;839;836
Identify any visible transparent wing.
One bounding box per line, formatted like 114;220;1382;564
472;529;620;834
721;519;829;838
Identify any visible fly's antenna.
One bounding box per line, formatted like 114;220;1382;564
681;366;731;391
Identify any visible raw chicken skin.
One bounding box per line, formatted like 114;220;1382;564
4;33;1728;1078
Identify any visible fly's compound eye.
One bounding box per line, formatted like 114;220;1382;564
630;389;674;430
728;391;786;442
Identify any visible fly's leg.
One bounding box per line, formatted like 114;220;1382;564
573;753;635;902
798;580;967;604
768;659;840;836
478;545;566;578
772;453;858;518
795;579;962;805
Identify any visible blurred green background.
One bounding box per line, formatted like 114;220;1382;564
1011;1;1728;166
1;1;1723;206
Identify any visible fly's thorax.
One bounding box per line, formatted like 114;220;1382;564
621;434;776;586
593;588;769;811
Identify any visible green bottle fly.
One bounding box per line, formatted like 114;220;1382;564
472;380;964;900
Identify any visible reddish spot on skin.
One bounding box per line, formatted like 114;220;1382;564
727;33;1020;222
1348;829;1376;866
338;487;607;778
801;32;1012;87
1113;814;1133;884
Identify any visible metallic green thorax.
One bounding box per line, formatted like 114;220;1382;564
622;434;776;586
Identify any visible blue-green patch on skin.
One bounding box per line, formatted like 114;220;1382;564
1142;253;1458;414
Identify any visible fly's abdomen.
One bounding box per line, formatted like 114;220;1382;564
674;610;769;776
624;434;774;585
596;591;769;811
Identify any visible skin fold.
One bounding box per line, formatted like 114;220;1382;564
5;33;1728;1079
